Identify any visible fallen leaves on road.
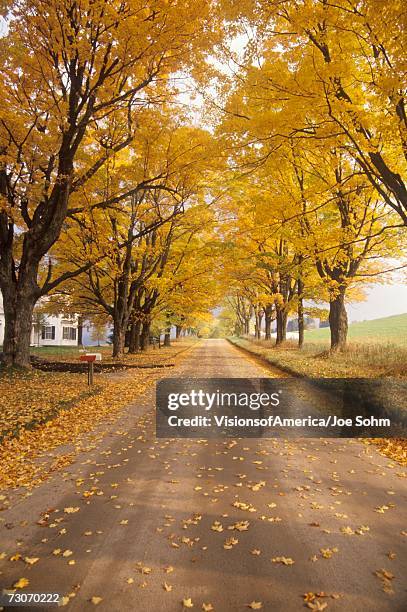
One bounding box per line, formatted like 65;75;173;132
367;438;407;466
307;601;327;611
183;597;194;608
228;520;250;531
211;521;223;532
0;367;162;489
374;568;395;594
320;548;339;559
271;556;295;566
223;536;239;549
13;577;29;588
24;557;39;565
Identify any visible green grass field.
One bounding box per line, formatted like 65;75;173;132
305;313;407;347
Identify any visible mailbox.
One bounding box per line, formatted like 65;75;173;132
79;353;101;385
86;353;102;361
80;355;96;362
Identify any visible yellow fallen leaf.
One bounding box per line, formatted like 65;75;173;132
303;593;316;602
164;565;174;574
64;507;79;514
307;601;327;611
229;521;250;532
163;582;172;592
62;550;73;557
127;578;134;584
340;526;354;535
202;604;214;611
137;566;152;575
90;596;103;605
183;598;194;608
272;556;295;565
13;578;29;589
247;602;262;610
211;521;223;532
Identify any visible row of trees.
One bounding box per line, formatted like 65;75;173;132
215;0;406;350
0;0;405;366
0;0;222;366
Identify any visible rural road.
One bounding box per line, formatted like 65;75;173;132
0;339;406;611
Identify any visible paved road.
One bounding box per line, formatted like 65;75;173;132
0;340;406;611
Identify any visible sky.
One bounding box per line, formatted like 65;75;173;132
346;283;407;322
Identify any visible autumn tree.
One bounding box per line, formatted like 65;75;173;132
221;0;407;224
0;0;219;367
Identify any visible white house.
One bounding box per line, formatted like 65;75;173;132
0;292;79;347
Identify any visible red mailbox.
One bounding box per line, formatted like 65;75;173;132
79;354;97;384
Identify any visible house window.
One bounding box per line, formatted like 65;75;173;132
41;325;55;340
63;327;77;341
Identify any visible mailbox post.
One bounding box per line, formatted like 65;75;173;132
79;354;101;385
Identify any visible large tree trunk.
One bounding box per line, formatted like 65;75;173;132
175;324;182;339
164;326;171;347
112;322;126;359
128;320;141;353
264;304;273;340
329;286;348;351
164;312;171;347
298;278;304;349
275;307;287;346
140;321;150;351
2;287;36;368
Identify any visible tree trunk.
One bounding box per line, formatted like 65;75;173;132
164;312;171;347
112;323;125;358
329;286;348;351
164;328;171;347
255;310;262;339
128;320;141;353
140;321;150;351
77;316;83;347
275;307;287;346
1;287;36;368
298;278;304;349
175;324;182;339
264;305;273;340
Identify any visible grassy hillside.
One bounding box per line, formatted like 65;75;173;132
306;313;407;347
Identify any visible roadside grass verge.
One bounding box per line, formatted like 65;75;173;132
229;336;407;378
305;313;407;346
27;337;196;367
